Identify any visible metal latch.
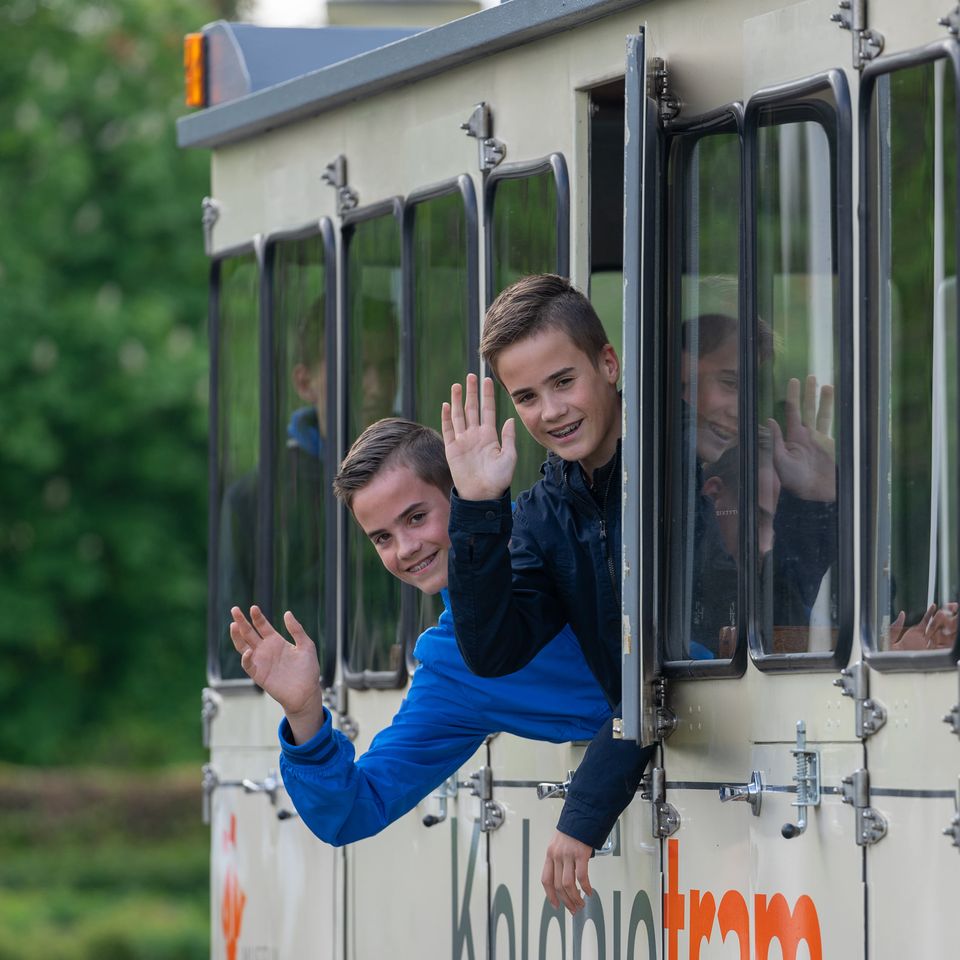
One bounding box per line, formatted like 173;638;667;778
943;661;960;739
422;774;458;828
201;687;221;748
201;764;295;824
648;57;682;123
201;197;220;256
944;777;960;850
939;5;960;35
841;768;887;845
461;103;506;172
322;154;359;216
468;765;504;832
655;678;678;741
834;661;886;738
830;0;884;70
537;770;574;801
640;766;680;838
782;721;821;839
720;770;763;817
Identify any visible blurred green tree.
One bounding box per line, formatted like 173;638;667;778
0;0;239;765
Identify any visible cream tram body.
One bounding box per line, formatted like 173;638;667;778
178;1;960;957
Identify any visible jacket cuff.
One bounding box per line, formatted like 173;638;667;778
278;708;338;766
556;795;617;851
449;489;512;534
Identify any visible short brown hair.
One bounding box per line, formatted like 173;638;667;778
333;418;452;510
480;274;611;379
681;313;774;365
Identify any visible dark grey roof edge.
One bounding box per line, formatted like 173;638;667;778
177;0;646;150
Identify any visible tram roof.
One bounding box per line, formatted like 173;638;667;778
176;0;643;150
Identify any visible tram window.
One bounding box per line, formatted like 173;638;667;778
864;56;960;659
267;230;335;682
663;114;743;671
487;159;569;492
211;251;259;683
344;211;405;681
751;88;845;661
408;183;477;637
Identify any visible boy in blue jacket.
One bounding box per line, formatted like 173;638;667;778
228;417;611;848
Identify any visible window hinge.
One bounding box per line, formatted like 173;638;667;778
201;687;221;749
830;0;884;70
461;102;506;172
468;765;504;832
641;766;680;838
841;768;887;845
939;5;960;35
944;777;960;851
201;196;220;256
322;154;359;216
834;660;887;738
655;677;678;740
648;57;682;124
943;661;960;739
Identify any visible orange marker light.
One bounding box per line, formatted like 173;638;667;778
184;33;206;108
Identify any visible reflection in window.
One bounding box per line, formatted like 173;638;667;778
755;107;840;656
269;235;332;680
489;170;559;492
345;214;403;675
868;61;959;654
411;190;473;634
665;128;742;663
213;253;259;681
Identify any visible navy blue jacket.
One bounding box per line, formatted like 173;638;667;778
448;446;655;849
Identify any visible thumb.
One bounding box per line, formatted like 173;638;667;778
501;417;517;460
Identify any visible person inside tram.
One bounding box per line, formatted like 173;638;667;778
679;312;839;658
228;417;613;847
442;274;655;916
889;601;959;650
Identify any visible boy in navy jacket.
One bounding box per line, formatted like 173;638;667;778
228;418;611;846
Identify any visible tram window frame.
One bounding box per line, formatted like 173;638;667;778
207;241;264;689
661;103;748;680
859;40;960;671
743;70;855;673
261;219;338;685
401;176;480;672
340;198;410;690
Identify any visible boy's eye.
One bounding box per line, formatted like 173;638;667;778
515;392;534;405
409;512;426;525
556;376;573;389
373;533;390;547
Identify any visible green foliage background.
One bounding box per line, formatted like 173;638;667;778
0;0;240;767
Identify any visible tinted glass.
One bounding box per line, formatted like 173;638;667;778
665;129;742;663
411;190;472;634
868;61;959;655
489;170;558;492
345;214;404;675
755;104;841;656
213;253;259;681
269;235;333;680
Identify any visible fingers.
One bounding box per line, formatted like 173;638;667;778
501;417;517;461
284;610;313;648
801;374;817;428
816;383;835;436
575;854;594;901
558;854;584;913
463;372;480;430
480;376;497;429
249;605;279;639
783;378;802;437
440;401;455;446
540;856;559;910
230;606;260;650
449;382;466;435
889;610;906;646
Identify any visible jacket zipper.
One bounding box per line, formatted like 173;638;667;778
564;455;620;604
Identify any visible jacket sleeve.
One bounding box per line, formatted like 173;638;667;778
447;490;567;678
772;492;838;619
555;711;656;850
279;673;486;846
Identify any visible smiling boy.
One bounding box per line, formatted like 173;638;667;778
228;417;611;847
442;274;655;914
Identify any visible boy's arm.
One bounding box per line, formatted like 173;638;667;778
280;673;487;846
543;716;655;913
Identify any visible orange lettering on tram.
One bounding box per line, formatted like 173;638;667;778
754;893;822;960
220;814;247;960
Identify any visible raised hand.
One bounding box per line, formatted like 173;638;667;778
769;375;836;503
230;606;325;742
889;602;959;651
441;373;517;501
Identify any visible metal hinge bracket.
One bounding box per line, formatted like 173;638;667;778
939;5;960;34
322;154;359;216
944;777;960;850
648;57;682;124
943;661;960;738
655;677;678;741
201;687;221;749
841;768;887;845
201;197;220;256
834;660;887;738
641;766;680;838
323;680;358;741
468;765;504;832
830;0;884;70
461;102;506;172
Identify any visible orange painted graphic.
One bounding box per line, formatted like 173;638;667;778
221;814;247;960
665;838;822;960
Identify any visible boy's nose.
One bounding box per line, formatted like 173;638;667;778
541;395;566;422
396;534;421;560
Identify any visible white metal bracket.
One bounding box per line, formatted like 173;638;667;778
841;768;887;845
468;765;504;832
641;766;680;838
944;777;960;850
461;102;506;172
834;660;887;738
830;0;884;70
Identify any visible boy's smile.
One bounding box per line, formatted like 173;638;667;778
351;465;451;595
496;328;621;476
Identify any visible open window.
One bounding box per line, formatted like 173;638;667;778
861;40;960;668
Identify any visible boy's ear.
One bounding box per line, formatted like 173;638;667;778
701;475;723;503
292;362;318;403
599;343;620;384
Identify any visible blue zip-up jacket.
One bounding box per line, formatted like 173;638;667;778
279;590;611;847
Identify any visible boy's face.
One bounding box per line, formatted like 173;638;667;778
496;328;621;476
351;464;450;595
683;337;739;464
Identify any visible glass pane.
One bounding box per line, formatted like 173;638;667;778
665;129;742;662
412;190;472;633
214;253;259;681
345;214;404;675
870;61;959;653
755;107;841;656
489;170;558;492
270;235;333;680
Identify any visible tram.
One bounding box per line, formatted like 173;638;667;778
178;1;960;957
